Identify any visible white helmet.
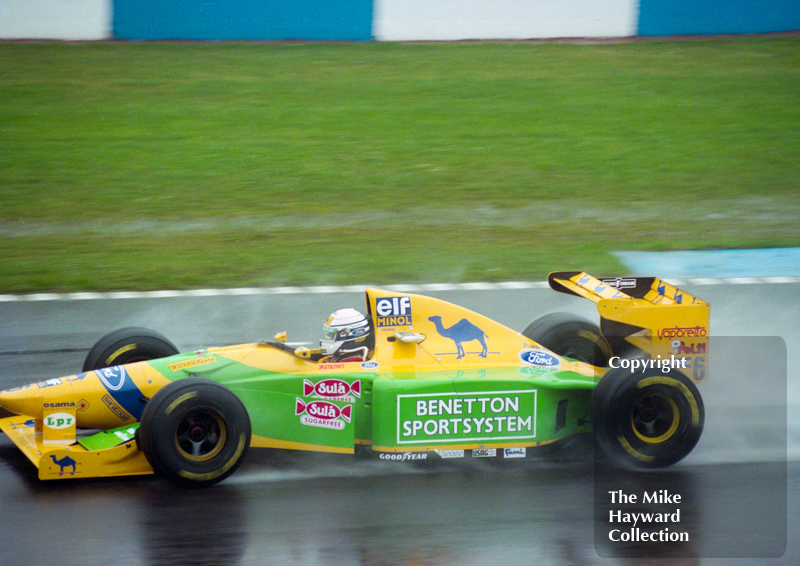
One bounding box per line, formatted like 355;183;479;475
320;308;373;360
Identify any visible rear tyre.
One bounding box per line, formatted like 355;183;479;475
592;367;704;468
83;327;178;371
522;313;612;366
138;378;251;487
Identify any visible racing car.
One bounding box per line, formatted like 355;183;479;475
0;271;709;486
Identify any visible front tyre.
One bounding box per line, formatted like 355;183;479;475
592;367;704;468
83;327;178;371
138;378;251;487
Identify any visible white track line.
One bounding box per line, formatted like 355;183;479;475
1;277;799;303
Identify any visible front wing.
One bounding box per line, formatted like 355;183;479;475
0;415;153;480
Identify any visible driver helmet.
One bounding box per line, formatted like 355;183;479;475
320;308;373;361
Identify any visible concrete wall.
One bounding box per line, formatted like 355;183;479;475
0;0;111;40
373;0;639;41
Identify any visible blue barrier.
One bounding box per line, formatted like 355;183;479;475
114;0;373;41
4;0;800;41
614;248;800;278
638;0;800;36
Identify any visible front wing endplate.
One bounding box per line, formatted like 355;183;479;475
0;415;153;480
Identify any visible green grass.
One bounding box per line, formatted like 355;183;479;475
1;38;798;292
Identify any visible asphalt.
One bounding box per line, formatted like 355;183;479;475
0;281;797;565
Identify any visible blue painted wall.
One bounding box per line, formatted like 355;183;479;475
639;0;800;36
114;0;373;41
4;0;799;40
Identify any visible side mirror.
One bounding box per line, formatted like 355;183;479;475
393;331;426;344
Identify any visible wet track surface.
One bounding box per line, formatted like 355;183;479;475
1;282;797;565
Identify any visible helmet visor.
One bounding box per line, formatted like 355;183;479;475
322;325;340;342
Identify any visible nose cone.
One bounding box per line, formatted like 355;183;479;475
2;363;172;430
0;382;41;417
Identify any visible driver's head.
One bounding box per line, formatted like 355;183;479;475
320;308;373;361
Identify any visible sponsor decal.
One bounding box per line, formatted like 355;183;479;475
167;356;217;371
602;277;637;289
361;360;379;370
519;349;561;368
319;363;346;370
517;365;552;377
670;340;707;355
4;384;32;393
37;378;62;389
435;449;465;459
397;390;537;445
48;455;77;475
472;449;497;458
342;326;368;338
112;426;138;443
102;394;131;421
295;398;351;430
375;296;412;328
96;366;127;391
77;399;90;412
44;413;75;430
43;402;75;409
303;378;361;402
96;365;147;419
9;419;35;430
429;316;489;359
504;447;527;458
658;326;708;340
379;452;428;461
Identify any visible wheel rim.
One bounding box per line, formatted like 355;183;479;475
174;410;227;462
630;393;680;444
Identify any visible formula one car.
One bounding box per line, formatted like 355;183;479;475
0;272;709;486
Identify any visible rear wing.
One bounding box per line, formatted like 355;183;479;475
548;271;710;382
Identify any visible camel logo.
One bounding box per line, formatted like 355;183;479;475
9;419;35;430
428;316;488;358
375;296;412;327
49;454;77;476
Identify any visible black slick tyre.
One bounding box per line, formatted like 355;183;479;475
138;378;251;487
592;367;704;468
83;327;178;371
522;312;612;366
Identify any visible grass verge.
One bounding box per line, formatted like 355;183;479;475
1;38;798;291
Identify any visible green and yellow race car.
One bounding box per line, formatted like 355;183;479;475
0;271;709;486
